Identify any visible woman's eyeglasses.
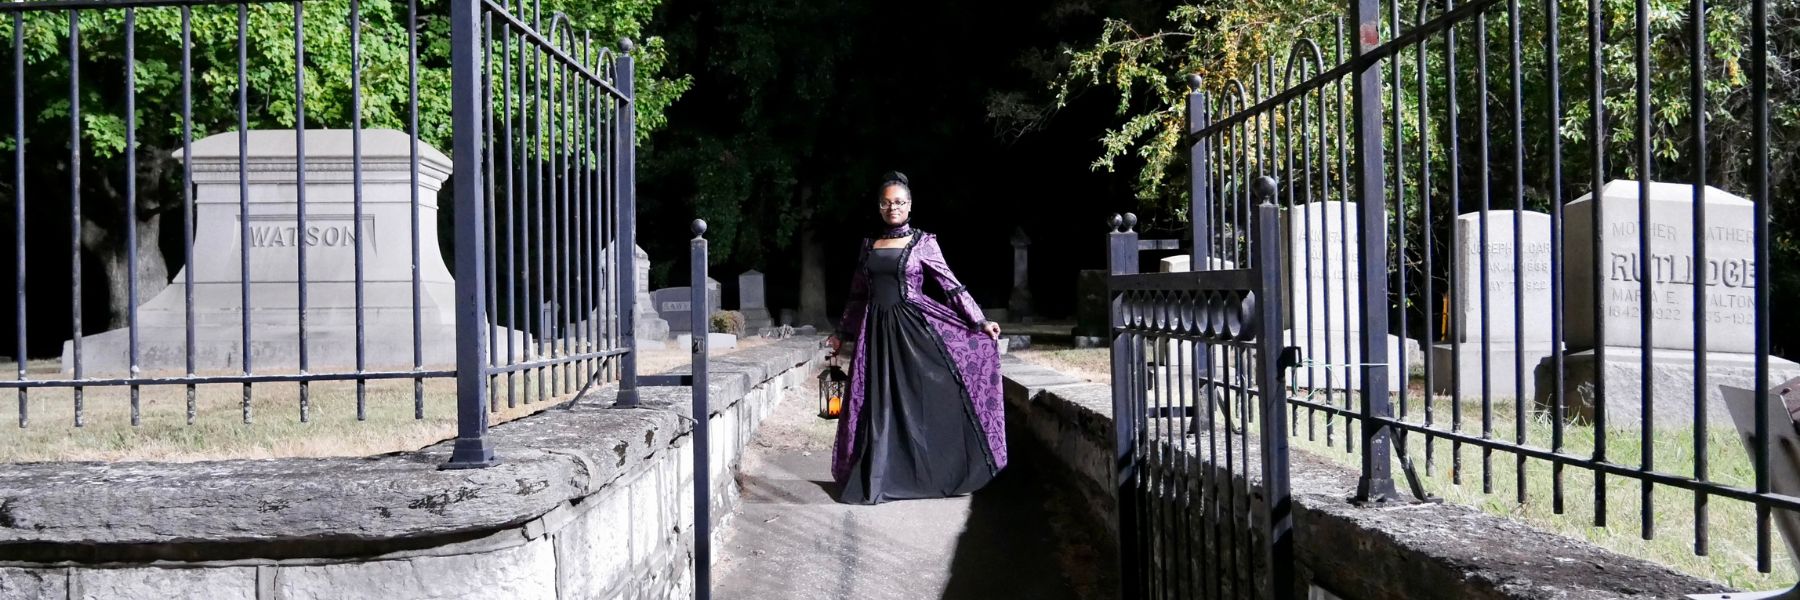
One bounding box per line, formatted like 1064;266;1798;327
879;201;911;210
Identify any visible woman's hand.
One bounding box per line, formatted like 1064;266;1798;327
982;322;1002;340
825;334;843;356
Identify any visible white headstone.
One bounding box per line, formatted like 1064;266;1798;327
1277;201;1407;391
1431;211;1556;399
1546;180;1800;425
1566;181;1756;352
59;129;529;374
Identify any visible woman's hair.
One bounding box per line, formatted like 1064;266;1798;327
878;171;911;198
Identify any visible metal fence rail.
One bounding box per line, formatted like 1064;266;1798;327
1178;0;1795;581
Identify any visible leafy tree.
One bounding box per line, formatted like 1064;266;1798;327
1040;0;1800;350
0;0;687;339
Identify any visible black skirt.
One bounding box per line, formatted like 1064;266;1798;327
839;248;994;505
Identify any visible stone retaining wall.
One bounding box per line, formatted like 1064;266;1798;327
999;357;1734;599
0;337;827;600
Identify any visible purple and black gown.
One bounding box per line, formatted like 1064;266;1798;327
831;229;1007;505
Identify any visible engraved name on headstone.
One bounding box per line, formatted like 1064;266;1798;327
60;129;529;374
1432;211;1555;399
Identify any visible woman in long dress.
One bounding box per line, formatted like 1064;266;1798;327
823;171;1008;505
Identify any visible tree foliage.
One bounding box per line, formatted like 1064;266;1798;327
0;0;687;335
1045;0;1800;349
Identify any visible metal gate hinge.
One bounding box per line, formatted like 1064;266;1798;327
1277;346;1303;370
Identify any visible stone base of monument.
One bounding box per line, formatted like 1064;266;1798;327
61;315;532;375
675;333;738;351
741;308;773;330
635;315;671;343
1001;335;1031;352
1537;347;1800;425
1429;342;1556;400
1286;332;1417;393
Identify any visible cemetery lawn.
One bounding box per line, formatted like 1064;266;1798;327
1017;346;1796;592
0;338;764;463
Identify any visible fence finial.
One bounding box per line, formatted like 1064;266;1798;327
1109;214;1123;232
1186;74;1203;91
1252;176;1278;205
1122;213;1138;232
619;37;635;52
691;219;708;238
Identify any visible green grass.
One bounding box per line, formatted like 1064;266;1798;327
1289;388;1796;592
1018;346;1799;591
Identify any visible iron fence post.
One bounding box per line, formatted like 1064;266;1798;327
1349;0;1399;502
689;219;711;600
444;0;495;469
1107;213;1141;600
1189;75;1211;269
1254;177;1294;599
614;40;641;408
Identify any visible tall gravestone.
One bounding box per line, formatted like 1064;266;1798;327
1281;201;1410;392
1546;180;1800;424
1008;227;1034;323
738;270;773;330
633;245;669;342
1075;269;1109;345
60;129;529;374
1432;211;1555;400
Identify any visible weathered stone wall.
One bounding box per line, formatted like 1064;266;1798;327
999;357;1733;599
0;337;827;600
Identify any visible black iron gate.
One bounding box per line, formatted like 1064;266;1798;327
1109;176;1294;600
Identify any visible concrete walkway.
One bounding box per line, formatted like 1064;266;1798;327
714;379;1113;600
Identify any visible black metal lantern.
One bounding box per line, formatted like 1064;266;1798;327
817;360;849;420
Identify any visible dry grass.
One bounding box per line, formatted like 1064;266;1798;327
0;336;771;463
1016;345;1799;591
1013;346;1111;383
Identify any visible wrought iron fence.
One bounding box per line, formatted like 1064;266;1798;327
0;0;641;469
1174;0;1796;584
1107;178;1295;599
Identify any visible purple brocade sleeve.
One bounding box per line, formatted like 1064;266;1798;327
836;241;872;339
919;235;987;329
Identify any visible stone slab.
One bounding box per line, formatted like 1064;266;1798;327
1430;341;1556;399
75;566;256;600
0;568;67;600
275;542;556;600
1537;347;1800;425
